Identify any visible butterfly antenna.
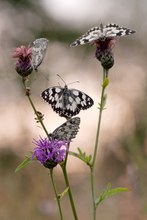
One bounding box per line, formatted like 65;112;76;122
57;74;66;85
57;74;80;86
67;81;80;86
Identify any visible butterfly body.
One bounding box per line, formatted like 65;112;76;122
48;117;80;141
41;84;94;118
70;23;135;47
31;38;49;71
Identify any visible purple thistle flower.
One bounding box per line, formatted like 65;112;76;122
12;46;33;77
32;137;68;169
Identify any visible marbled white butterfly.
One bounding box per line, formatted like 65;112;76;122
70;23;135;47
31;38;49;71
48;117;80;141
41;80;94;118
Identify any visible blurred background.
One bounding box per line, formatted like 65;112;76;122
0;0;147;219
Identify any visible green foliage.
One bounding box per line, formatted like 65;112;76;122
95;182;129;207
69;147;92;166
15;156;32;173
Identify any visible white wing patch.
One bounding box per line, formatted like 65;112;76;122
70;23;135;47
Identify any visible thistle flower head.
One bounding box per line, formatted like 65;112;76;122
12;46;33;77
32;137;68;169
95;38;116;70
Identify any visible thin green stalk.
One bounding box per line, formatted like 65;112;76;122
90;167;96;220
90;68;109;220
61;144;78;220
92;69;107;165
27;94;49;136
50;169;64;220
22;79;49;136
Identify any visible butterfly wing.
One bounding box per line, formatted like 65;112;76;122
31;38;49;70
41;85;65;113
41;86;94;118
49;117;80;141
69;88;94;110
70;24;135;46
104;24;136;38
70;26;100;46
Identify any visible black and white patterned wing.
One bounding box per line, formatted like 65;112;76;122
41;86;94;118
70;26;101;46
68;88;94;111
31;38;49;70
70;23;135;46
41;85;64;113
49;117;80;141
104;24;135;38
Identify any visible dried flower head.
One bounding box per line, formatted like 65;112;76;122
32;137;68;169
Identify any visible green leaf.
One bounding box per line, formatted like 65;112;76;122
15;156;32;173
69;148;92;166
95;182;129;207
58;187;69;200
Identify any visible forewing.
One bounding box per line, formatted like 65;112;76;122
41;86;63;106
70;26;101;46
104;24;136;37
31;38;49;70
49;117;80;141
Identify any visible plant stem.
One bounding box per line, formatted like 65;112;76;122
90;68;109;220
27;94;49;136
90;166;96;220
22;79;49;137
50;169;64;220
61;144;78;220
92;69;108;165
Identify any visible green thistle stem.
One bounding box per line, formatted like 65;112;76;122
91;68;109;220
61;144;78;220
50;169;64;220
22;79;49;137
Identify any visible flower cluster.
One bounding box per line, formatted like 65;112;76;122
32;137;68;169
12;46;33;77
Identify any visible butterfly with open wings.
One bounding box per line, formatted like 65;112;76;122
41;80;94;119
70;23;135;47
